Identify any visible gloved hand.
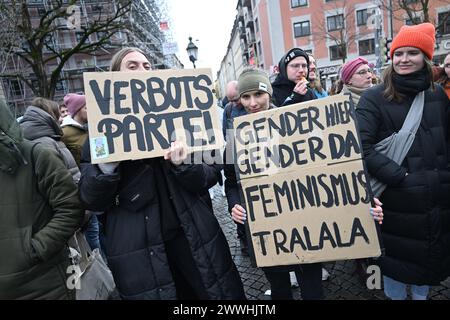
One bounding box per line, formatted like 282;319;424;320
98;161;120;174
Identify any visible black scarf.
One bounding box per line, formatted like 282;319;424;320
392;67;431;95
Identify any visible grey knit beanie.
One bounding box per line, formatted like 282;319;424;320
238;68;273;97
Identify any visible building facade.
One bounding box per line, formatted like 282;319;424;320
1;0;182;115
217;0;259;99
218;0;450;95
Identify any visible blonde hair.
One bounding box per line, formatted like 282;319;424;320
110;47;150;72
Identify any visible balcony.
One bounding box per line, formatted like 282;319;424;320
244;10;254;28
246;28;255;44
239;26;246;39
240;39;248;52
241;0;252;9
237;6;244;23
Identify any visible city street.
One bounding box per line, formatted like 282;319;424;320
209;185;450;300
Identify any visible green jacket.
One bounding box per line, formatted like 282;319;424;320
0;100;84;299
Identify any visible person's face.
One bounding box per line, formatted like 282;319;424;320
78;105;88;124
308;55;316;81
286;56;308;84
393;47;425;75
444;54;450;78
226;85;240;106
120;51;152;72
59;106;68;118
240;90;270;114
348;64;373;89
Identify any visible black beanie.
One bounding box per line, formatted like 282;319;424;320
278;48;310;80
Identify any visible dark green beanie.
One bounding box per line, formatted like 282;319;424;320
238;68;273;97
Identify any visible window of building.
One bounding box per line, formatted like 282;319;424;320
359;39;375;55
97;31;111;44
327;14;344;31
37;5;46;15
356;9;368;26
76;32;90;43
329;45;345;61
9;79;23;97
294;21;311;37
438;12;450;35
55;81;65;91
291;0;307;8
405;17;422;25
92;5;102;13
255;17;259;33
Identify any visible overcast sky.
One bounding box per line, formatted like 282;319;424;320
166;0;237;79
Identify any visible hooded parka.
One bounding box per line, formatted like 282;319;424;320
0;100;84;299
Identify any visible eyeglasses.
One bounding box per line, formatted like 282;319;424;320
288;63;308;70
355;69;373;76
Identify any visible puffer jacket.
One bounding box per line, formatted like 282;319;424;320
61;116;87;167
79;142;245;300
356;84;450;285
20;106;80;183
0;99;84;299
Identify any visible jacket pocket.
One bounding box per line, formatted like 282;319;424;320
0;226;34;275
117;165;156;212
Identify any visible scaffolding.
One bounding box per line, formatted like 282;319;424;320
0;0;181;113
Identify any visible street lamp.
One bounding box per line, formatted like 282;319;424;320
186;36;198;68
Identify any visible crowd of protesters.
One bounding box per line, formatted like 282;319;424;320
0;22;448;301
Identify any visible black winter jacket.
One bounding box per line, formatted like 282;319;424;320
356;84;450;285
79;144;245;300
271;50;315;107
271;74;316;107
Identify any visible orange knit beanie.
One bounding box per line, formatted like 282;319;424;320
390;22;435;60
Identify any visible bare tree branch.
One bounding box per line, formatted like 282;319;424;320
312;0;373;63
0;0;132;99
377;0;450;28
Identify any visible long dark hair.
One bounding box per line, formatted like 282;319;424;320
382;55;434;102
437;53;450;85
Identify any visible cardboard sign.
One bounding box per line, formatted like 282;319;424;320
83;69;224;163
233;94;381;267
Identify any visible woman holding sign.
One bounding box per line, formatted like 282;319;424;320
78;47;245;300
356;23;450;300
227;67;318;300
227;67;385;300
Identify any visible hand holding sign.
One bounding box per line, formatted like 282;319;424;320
98;161;120;174
164;140;188;166
370;198;384;225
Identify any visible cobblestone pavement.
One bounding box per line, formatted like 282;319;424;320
209;185;450;300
